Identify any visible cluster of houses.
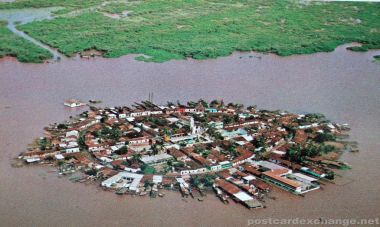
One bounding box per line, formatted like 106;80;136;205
19;99;349;209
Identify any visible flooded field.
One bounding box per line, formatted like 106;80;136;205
0;45;379;226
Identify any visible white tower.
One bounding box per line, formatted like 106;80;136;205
190;117;196;135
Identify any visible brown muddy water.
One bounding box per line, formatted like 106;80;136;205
0;45;379;227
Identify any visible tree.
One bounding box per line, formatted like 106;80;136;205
210;99;220;107
192;176;202;187
151;144;159;155
305;143;319;157
164;160;174;173
85;168;97;176
45;156;54;161
254;146;266;158
187;101;197;107
182;125;190;132
144;180;152;188
204;174;215;187
194;146;203;154
314;133;336;143
115;146;129;155
100;126;121;140
223;115;233;124
39;138;51;150
207;126;223;140
288;145;303;163
325;171;335;180
198;99;209;108
57;124;67;129
141;164;156;174
110;127;122;140
227;145;238;157
228;103;244;110
192;174;215;188
167;160;173;167
255;137;266;148
247;105;257;112
201;150;211;158
78;132;87;149
132;153;142;163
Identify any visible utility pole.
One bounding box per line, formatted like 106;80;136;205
148;92;154;103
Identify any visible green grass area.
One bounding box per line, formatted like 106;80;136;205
1;0;380;63
100;2;129;14
0;23;52;63
374;55;380;61
0;0;103;10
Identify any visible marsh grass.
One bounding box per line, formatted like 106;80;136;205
0;24;52;62
2;0;380;63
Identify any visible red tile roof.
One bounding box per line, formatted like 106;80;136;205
263;170;301;188
216;179;240;195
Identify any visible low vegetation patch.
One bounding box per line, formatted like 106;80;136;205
0;0;103;10
0;24;52;62
1;0;379;62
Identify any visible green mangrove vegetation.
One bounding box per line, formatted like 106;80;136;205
0;21;52;62
0;0;379;63
0;0;103;11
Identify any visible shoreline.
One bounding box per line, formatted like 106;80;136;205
16;100;354;209
1;42;380;65
1;1;379;64
0;42;379;226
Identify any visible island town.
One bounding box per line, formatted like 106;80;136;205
17;99;356;209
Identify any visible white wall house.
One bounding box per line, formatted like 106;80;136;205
65;147;80;153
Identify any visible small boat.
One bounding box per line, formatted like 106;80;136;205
116;187;128;195
89;100;102;104
139;191;148;196
78;178;89;183
217;193;229;204
180;185;190;197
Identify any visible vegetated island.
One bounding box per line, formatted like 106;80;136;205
15;99;357;209
0;0;379;63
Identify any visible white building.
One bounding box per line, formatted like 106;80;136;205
101;172;144;192
64;99;85;108
66;130;79;138
65;147;80;153
141;153;173;165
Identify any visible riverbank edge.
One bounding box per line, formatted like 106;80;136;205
1;38;380;64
